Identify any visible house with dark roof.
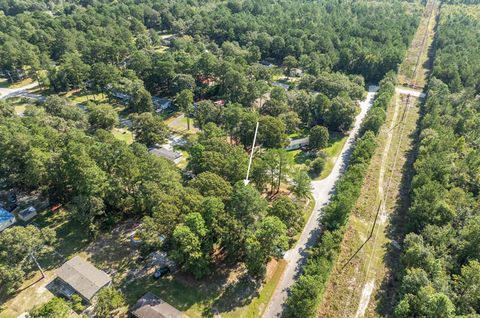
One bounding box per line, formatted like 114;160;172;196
149;147;183;164
0;207;16;232
131;293;187;318
55;256;111;302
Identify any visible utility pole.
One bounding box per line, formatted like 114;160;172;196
244;121;260;186
30;252;46;279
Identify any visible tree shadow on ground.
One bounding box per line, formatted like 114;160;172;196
209;271;261;316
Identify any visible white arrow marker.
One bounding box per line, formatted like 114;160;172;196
244;121;259;186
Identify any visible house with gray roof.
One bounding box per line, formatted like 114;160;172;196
131;293;187;318
149;147;183;164
55;256;111;302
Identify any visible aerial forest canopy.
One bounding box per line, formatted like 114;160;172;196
0;0;420;86
0;0;423;306
394;4;480;317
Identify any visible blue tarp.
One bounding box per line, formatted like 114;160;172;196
0;207;15;223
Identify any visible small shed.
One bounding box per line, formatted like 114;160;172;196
56;256;111;302
18;206;37;222
0;208;16;232
149;147;183;165
131;293;187;318
285;137;310;151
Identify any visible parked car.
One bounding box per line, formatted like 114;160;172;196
153;267;170;279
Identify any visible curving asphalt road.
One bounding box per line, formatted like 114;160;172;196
0;82;44;101
262;85;379;318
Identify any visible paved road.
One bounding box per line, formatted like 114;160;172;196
263;86;379;318
0;82;45;101
395;87;426;98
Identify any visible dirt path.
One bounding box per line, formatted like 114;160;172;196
353;94;401;318
354;93;415;318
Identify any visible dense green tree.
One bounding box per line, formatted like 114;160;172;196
189;172;233;201
87;103;119;130
228;182;268;226
310;157;326;176
245;216;289;276
309;125;329;150
129;80;154;113
194;100;224;129
325;95;357;132
258;116;288;148
171;218;211;278
176;89;194;130
269;196;303;236
131;112;169;147
0;225;55;296
94;288;125;318
289;170;311;199
29;297;71;318
171;74;196;94
49;52;90;91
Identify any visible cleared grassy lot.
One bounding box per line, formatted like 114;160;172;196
112;128;134;145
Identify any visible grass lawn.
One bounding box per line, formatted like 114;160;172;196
0;272;56;318
286;149;312;170
123;275;211;317
3;97;36;115
14;105;27;115
174;147;190;169
286;131;348;180
34;209;90;269
222;260;287;318
153;45;169;53
68;91;107;104
122;259;287;318
166;113;200;135
112;128;134;145
317;132;348;180
0;77;34;89
317;94;420;317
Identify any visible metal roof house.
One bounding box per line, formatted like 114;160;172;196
0;208;16;232
149;147;183;165
18;206;37;222
55;256;111;302
285;137;310;151
131;293;187;318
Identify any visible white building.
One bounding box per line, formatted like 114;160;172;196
285;137;309;151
